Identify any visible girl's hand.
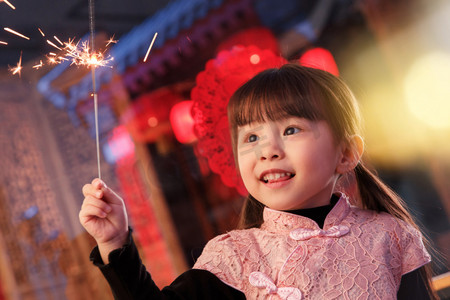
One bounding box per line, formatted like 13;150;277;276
79;178;129;263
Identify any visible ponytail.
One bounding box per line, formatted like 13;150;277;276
237;195;265;229
354;163;414;225
354;162;438;299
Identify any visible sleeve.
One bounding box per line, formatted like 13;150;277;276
397;268;431;300
397;221;432;275
162;269;246;300
193;233;245;292
90;231;246;300
89;230;164;300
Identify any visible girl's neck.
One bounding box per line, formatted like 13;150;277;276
284;194;340;228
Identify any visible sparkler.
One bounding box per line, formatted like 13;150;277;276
4;0;157;179
1;0;15;10
4;4;115;75
4;1;113;178
88;0;102;180
46;37;114;67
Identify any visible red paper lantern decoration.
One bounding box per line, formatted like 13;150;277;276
299;47;339;76
192;46;287;196
170;100;197;144
121;88;182;143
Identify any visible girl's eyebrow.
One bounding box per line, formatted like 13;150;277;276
285;116;309;122
238;124;265;136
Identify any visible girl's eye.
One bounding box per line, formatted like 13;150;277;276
247;134;259;143
284;127;300;136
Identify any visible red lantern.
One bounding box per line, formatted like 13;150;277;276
299;47;339;76
121;88;182;143
192;46;287;196
170;100;196;144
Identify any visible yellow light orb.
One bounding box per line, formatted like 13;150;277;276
404;52;450;129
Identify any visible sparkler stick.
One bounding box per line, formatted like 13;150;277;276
4;27;30;40
143;32;158;62
88;0;102;180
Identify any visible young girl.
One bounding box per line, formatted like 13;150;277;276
80;63;436;299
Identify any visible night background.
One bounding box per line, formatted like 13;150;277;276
0;0;449;299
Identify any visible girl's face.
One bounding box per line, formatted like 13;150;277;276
237;117;344;210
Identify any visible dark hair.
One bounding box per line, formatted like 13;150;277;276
227;63;436;297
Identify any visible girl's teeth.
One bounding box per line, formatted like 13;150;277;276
263;172;291;182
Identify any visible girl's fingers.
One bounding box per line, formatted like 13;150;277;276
82;196;112;213
79;203;109;219
82;180;104;198
82;183;100;197
92;178;106;189
102;186;123;205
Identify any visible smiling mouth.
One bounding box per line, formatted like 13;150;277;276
262;172;295;183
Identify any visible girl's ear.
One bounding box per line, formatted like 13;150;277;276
336;135;364;174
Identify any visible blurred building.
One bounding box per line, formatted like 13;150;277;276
0;0;449;299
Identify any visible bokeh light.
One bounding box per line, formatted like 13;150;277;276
404;52;450;129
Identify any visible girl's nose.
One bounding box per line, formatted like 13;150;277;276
260;136;284;161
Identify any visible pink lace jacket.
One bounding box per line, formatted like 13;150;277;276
193;194;431;299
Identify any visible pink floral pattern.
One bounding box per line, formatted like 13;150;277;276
193;194;431;299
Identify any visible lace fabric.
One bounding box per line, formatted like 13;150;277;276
193;194;431;299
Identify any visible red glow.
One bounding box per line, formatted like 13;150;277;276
122;88;181;143
299;47;339;76
170;101;196;144
216;27;279;55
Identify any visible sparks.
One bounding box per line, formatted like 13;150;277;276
1;0;15;9
54;36;64;46
46;55;59;65
143;32;158;62
4;27;30;40
55;39;114;68
9;52;23;76
105;35;118;47
6;30;114;74
32;60;43;69
47;39;62;50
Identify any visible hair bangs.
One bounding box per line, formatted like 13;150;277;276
229;67;326;129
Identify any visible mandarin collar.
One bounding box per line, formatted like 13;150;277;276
260;193;352;233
